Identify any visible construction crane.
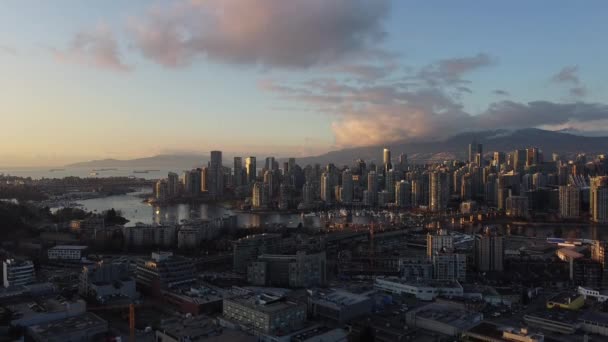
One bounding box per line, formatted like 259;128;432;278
129;303;135;342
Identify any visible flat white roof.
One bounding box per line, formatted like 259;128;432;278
49;245;88;250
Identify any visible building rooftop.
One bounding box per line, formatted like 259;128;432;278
411;303;481;329
579;310;608;325
524;309;580;325
376;277;461;289
547;292;582;305
311;289;370;310
48;245;88;250
27;312;106;340
227;291;304;314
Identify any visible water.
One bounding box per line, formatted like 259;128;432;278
69;190;330;228
0;166;191;180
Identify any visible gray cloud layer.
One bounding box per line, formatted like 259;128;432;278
261;56;608;147
52;24;131;72
128;0;390;68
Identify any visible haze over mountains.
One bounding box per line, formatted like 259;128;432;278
68;128;608;169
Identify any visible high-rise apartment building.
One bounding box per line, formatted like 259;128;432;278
427;231;454;258
341;169;353;204
430;170;448;212
246;157;257;184
591;176;608;223
468;140;482;163
395;180;411;208
474;232;504;272
367;171;378;206
559;185;581;218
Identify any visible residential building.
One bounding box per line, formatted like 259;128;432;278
135;252;196;296
3;259;35;288
247;251;326;288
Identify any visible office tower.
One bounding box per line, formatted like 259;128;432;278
395;180;411;208
320;172;332;203
264;170;275;199
385;169;395;202
288;158;296;173
474;231;504;272
208;150;223;197
233;157;243;187
3;259;35;287
427;231;453;258
591;176;608;223
341;169;354;204
265;156;275;171
367;171;378;206
252;182;268;209
302;182;315;206
559;185;581;218
278;183;289;210
183;169;201;196
526;147;540;167
532;172;546;189
485;173;498;207
399;153;408;171
430;170;448;212
201;166;209;192
246;157;257;184
155;179;168;201
493;152;506;171
167;172;179;198
514;149;527;173
460;173;473;200
468;140;482;163
383;147;392;171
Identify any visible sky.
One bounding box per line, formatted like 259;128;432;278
0;0;607;167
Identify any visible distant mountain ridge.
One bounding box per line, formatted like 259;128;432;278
67;129;608;168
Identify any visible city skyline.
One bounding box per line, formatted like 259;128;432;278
2;0;608;166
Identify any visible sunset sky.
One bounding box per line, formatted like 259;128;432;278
1;0;607;166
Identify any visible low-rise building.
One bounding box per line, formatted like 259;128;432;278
405;302;482;337
27;312;107;342
309;288;372;324
155;315;255;342
463;321;544;342
123;224;176;248
222;292;307;336
374;277;463;301
3;259;35;288
523;309;581;335
247;251;326;288
47;245;88;260
546;292;584;310
136;252;196;296
79;262;137;303
8;297;86;327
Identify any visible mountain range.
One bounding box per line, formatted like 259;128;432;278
68;128;608;168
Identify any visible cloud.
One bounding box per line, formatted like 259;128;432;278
551;65;588;98
0;45;16;55
53;24;132;72
493;89;510;96
569;86;587;97
128;0;390;68
416;53;494;86
261;55;608;147
552;65;580;84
